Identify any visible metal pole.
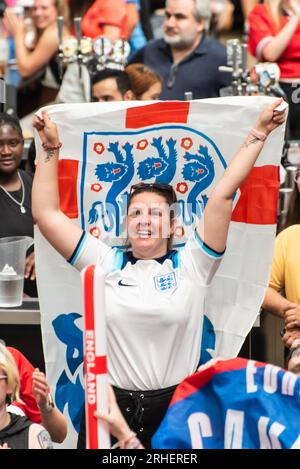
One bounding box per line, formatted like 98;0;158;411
57;16;64;80
74;17;82;79
0;76;5;112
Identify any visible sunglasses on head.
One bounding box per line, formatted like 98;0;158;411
129;183;177;203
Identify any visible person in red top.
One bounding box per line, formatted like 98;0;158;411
248;0;300;140
68;0;133;40
6;346;67;443
7;347;41;424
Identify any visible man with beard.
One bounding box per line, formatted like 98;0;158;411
128;0;231;100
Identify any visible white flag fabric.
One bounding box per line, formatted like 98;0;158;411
34;97;285;447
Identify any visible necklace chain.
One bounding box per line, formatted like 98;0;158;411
0;171;26;214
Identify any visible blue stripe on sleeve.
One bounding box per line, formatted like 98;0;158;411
68;232;88;265
193;229;225;258
110;249;126;272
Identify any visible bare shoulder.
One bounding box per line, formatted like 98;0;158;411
28;423;53;449
40;24;59;44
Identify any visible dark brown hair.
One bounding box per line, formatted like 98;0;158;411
68;0;94;21
0;113;23;139
281;167;300;231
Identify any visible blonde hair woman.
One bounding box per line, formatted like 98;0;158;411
248;0;300;139
0;343;53;449
4;0;68;80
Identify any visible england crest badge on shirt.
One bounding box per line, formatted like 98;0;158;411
154;272;177;292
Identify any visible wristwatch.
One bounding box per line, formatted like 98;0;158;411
39;393;55;414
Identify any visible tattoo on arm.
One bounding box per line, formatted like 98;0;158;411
240;136;260;149
44;149;55;163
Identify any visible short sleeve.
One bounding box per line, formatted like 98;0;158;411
95;0;127;26
268;231;286;292
248;5;275;60
179;229;224;286
81;0;127;37
68;232;114;273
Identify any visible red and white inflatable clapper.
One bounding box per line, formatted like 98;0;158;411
82;265;110;449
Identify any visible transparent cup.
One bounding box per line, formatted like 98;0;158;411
0;37;9;77
5;6;24;18
0;236;33;307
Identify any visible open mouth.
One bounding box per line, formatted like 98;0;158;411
136;230;152;238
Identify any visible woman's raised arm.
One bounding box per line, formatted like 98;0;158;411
32;112;83;260
197;99;286;253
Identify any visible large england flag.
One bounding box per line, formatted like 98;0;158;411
34;97;285;447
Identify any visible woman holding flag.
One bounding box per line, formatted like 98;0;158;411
32;99;286;448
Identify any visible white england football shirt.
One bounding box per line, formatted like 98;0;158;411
69;231;223;390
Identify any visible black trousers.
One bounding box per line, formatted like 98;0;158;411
77;384;177;449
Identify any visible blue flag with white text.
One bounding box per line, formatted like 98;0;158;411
152;358;300;449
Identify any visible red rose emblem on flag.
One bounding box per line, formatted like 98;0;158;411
91;183;102;192
181;138;193;150
176;182;188;194
137;139;148;150
175;226;185;238
93;143;105;155
90;227;101;238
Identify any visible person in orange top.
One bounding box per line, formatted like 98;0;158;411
68;0;137;41
248;0;300;139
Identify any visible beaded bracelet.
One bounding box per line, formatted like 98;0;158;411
42;142;62;151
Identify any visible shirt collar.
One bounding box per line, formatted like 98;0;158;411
125;250;177;265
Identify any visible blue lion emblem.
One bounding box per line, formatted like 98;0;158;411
199;315;216;366
137;136;177;183
88;142;134;236
95;161;128;182
177;145;215;225
183;145;215;216
84;126;227;241
52;313;84;433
